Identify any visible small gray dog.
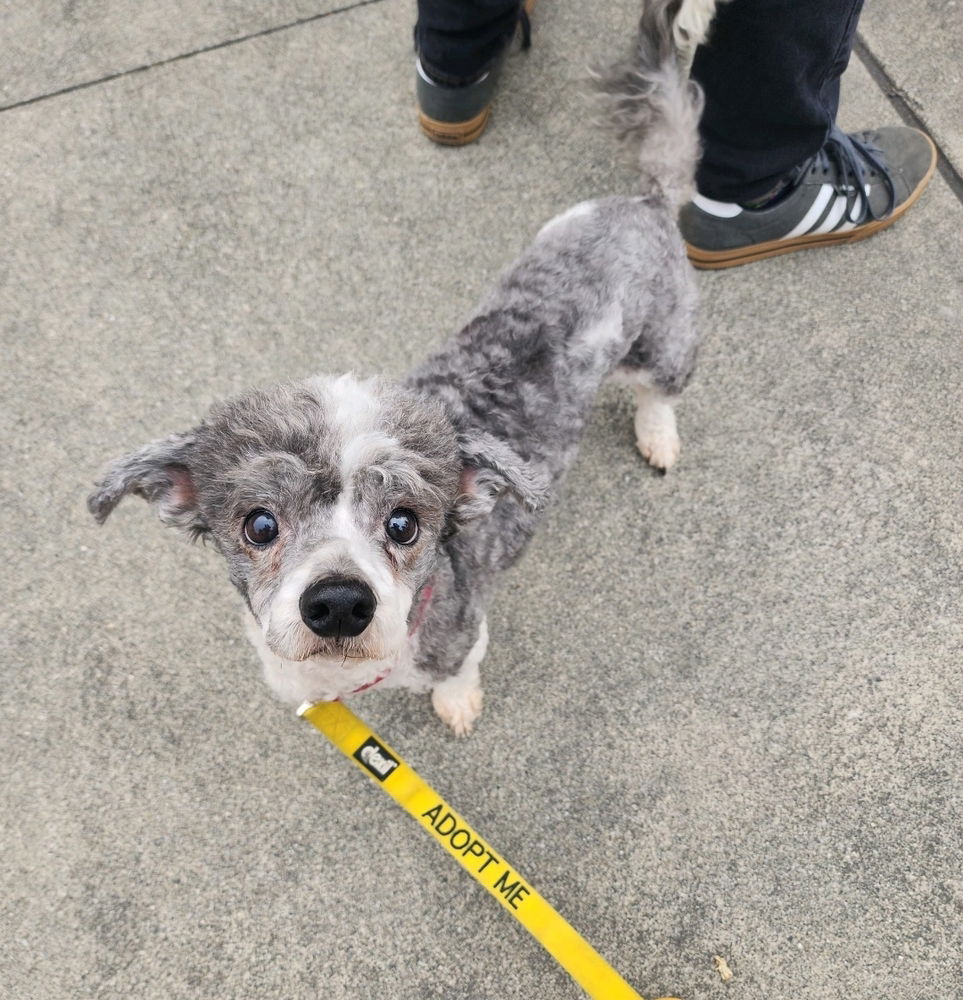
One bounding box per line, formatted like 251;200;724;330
89;0;706;735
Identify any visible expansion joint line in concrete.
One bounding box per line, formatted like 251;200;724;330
854;34;963;206
0;0;390;115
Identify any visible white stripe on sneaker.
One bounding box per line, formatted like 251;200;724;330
692;193;743;218
782;183;833;239
809;192;849;235
835;184;871;233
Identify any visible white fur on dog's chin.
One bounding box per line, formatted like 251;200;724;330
245;609;430;704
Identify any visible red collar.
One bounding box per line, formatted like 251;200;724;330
346;580;435;696
407;580;435;636
347;671;391;695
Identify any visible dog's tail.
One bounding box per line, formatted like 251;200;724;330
594;0;718;208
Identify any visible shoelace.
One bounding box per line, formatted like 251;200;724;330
811;125;897;224
518;5;532;50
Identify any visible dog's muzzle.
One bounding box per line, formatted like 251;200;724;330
299;577;376;638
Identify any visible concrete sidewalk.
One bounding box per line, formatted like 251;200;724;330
2;2;960;998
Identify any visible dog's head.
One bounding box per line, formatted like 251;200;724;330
89;375;547;683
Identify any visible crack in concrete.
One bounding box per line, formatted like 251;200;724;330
854;34;963;206
0;0;390;114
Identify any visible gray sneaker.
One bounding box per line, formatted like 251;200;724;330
416;0;535;146
680;125;937;269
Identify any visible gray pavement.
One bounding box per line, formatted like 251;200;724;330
859;0;963;174
1;2;961;998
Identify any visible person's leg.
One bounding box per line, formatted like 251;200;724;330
691;0;865;204
680;0;936;268
414;0;532;145
415;0;522;85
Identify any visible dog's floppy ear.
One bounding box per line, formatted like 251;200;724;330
453;429;551;524
87;430;206;536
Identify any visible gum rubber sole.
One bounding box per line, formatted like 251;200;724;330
686;132;938;270
418;106;491;146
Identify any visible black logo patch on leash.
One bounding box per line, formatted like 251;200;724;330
353;737;400;781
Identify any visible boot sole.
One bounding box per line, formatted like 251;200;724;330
686;132;938;270
418;106;492;146
417;0;536;147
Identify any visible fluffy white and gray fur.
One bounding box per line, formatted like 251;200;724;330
89;0;716;736
670;0;725;70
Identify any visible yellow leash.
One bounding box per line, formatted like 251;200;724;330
299;700;677;1000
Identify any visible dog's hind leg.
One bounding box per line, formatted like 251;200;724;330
613;279;699;472
631;380;681;472
431;616;488;737
611;364;682;471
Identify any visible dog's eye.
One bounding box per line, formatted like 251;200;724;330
385;508;419;545
244;509;279;545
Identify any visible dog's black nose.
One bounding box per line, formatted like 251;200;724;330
300;578;376;638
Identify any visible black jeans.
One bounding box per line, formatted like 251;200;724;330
414;0;866;202
691;0;866;202
415;0;522;85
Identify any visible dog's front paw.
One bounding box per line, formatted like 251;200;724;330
432;682;483;737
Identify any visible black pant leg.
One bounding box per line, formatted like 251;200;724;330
691;0;865;202
415;0;521;84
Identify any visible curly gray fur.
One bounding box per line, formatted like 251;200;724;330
88;0;711;727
